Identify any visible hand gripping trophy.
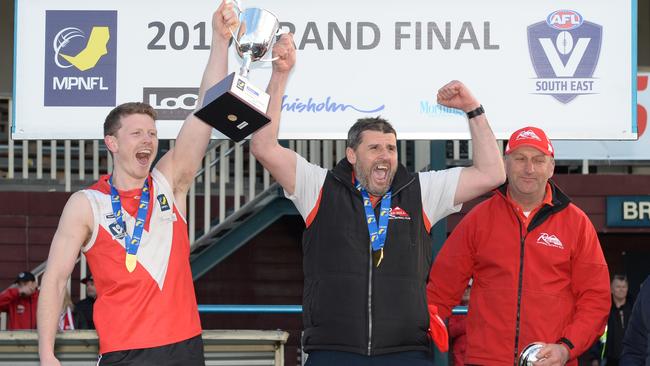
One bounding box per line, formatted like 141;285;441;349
518;343;544;366
195;2;282;142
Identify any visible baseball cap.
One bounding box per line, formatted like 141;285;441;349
504;126;554;157
15;271;36;283
81;275;94;284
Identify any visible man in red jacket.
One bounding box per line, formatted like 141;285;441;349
427;126;610;366
0;271;39;330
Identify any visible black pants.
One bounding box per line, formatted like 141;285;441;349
98;335;205;366
305;350;435;366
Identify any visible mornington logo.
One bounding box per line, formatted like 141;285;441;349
281;96;384;113
536;233;564;249
527;9;602;103
44;10;117;106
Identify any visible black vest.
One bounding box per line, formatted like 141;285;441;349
302;159;434;355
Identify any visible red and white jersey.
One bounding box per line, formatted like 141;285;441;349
58;306;74;331
82;169;202;354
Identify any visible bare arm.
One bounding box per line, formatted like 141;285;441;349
156;0;238;206
437;80;506;205
250;34;298;194
38;192;92;366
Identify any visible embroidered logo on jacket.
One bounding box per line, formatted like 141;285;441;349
389;206;411;220
536;233;564;249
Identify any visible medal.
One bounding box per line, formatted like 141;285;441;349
125;253;137;272
373;248;384;268
356;180;391;269
109;176;150;273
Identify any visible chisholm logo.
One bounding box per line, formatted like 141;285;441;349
281;96;384;113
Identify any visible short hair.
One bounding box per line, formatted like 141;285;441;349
104;102;157;137
612;274;628;283
346;117;397;150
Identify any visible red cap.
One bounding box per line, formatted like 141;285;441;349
505;126;554;157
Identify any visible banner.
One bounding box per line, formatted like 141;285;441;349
553;72;649;159
13;0;637;140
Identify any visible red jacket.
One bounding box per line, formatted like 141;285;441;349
428;182;610;365
0;287;39;330
449;314;468;366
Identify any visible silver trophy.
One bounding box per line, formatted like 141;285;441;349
518;343;544;366
195;6;281;142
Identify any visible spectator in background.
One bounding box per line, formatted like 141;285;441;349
74;275;95;330
591;275;634;366
58;289;74;331
0;271;39;330
621;276;649;365
448;280;471;366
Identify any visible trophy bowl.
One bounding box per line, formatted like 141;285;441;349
518;343;544;366
195;6;282;142
236;8;280;62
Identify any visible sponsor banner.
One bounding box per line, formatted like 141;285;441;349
607;196;650;228
43;10;117;106
14;0;636;140
553;72;650;159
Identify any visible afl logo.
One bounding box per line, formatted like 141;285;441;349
546;10;583;30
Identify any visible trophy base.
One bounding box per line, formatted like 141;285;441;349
194;72;271;142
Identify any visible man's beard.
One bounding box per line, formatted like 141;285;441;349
353;161;394;196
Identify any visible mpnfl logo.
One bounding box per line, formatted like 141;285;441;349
143;87;198;120
527;10;602;103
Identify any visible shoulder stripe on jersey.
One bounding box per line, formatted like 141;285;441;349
423;208;432;234
305;187;324;228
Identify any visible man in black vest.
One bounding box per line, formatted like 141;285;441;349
252;42;505;365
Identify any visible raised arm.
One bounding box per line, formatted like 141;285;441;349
437;80;506;205
38;192;93;366
156;0;238;203
249;34;298;194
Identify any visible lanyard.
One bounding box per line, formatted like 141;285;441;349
108;176;150;272
355;180;391;267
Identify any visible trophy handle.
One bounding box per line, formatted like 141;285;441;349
256;30;288;63
226;0;244;49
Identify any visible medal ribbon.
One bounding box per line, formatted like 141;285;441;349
108;176;150;272
355;180;391;254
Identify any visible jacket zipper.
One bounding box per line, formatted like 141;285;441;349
367;241;373;355
330;171;416;356
513;218;527;366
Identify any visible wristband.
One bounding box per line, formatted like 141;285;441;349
557;337;574;350
466;105;485;119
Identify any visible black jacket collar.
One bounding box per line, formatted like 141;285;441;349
495;179;572;232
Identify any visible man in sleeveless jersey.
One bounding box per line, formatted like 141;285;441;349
249;39;507;364
36;2;259;365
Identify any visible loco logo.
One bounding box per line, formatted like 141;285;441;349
527;10;602;104
44;10;117;106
